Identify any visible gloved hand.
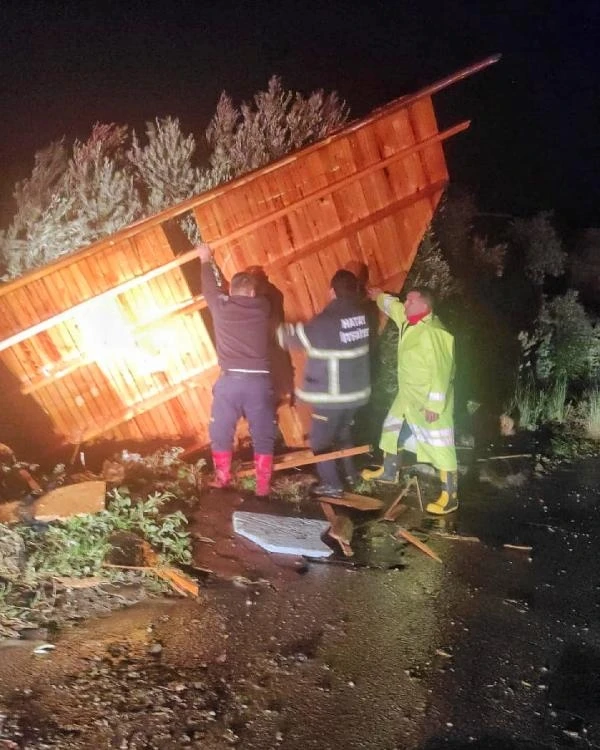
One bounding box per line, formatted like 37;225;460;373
424;409;439;423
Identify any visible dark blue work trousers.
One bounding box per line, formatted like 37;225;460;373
310;407;359;490
209;372;276;455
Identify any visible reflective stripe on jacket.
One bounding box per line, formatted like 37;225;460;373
278;298;371;408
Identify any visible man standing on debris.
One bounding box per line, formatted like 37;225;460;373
278;270;371;498
362;287;458;514
196;243;276;498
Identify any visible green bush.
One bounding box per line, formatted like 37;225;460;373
21;489;191;579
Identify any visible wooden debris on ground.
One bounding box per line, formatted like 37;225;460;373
476;454;533;462
395;528;442;563
502;543;533;552
382;476;422;521
320;502;354;557
103;538;199;598
315;492;383;511
236;445;371;477
32;480;107;521
431;531;481;543
17;468;42;494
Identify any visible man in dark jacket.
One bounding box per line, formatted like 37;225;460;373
197;243;276;497
278;270;371;498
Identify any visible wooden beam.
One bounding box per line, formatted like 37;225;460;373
200;121;469;249
0;123;462;353
61;364;219;445
236;444;371;477
315;493;383;511
267;180;448;273
21;295;208;396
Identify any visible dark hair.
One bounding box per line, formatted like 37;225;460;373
409;286;435;311
230;272;258;296
330;269;359;299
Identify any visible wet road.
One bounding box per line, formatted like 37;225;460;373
2;457;600;749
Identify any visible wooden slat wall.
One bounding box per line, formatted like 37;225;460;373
0;64;481;454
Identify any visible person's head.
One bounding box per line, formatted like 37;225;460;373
404;287;434;317
344;260;369;289
330;269;359;300
244;265;268;295
230;271;258;297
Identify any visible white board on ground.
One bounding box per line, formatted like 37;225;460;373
232;512;333;557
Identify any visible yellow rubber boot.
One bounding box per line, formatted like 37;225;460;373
361;453;399;483
426;470;459;515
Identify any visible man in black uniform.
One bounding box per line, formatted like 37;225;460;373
278;269;371;498
197;243;276;497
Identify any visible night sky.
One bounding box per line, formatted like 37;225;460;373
1;0;598;229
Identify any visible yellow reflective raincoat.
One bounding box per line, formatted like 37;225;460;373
377;293;457;471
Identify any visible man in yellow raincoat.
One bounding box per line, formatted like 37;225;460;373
362;287;458;514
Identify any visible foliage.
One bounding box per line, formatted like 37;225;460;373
405;229;457;299
270;476;306;505
518;290;599;384
206;75;348;182
506;372;574;431
21;489;191;578
1;78;347;278
579;389;600;440
433;189;507;280
127;116;209;216
511;211;566;286
1;124;141;279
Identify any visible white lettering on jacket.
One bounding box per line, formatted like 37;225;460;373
340;315;367;329
339;327;369;343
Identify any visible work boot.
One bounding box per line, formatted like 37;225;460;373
361;452;399;483
254;454;274;498
210;451;232;489
426;470;459;515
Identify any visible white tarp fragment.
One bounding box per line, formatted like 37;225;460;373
233;512;333;557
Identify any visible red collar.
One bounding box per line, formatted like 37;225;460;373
407;311;429;325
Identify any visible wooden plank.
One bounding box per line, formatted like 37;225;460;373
396;528;442;564
268;179;447;275
315;493;383;511
320;502;354;557
236;444;371;477
57;364;219;445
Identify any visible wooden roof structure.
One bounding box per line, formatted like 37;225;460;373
0;56;499;455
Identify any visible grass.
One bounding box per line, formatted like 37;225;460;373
582;388;600;439
508;374;571;430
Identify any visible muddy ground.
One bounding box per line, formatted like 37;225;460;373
1;456;600;749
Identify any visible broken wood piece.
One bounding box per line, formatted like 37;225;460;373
315;492;383;511
320;502;354;557
102;562;199;597
476;453;533;462
382;502;408;523
382;476;421;521
502;543;533;552
153;567;200;597
32;480;106;521
17;468;42;493
431;532;481;543
395;528;442;563
236;445;371;477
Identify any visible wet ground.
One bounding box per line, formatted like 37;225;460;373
1;456;600;749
